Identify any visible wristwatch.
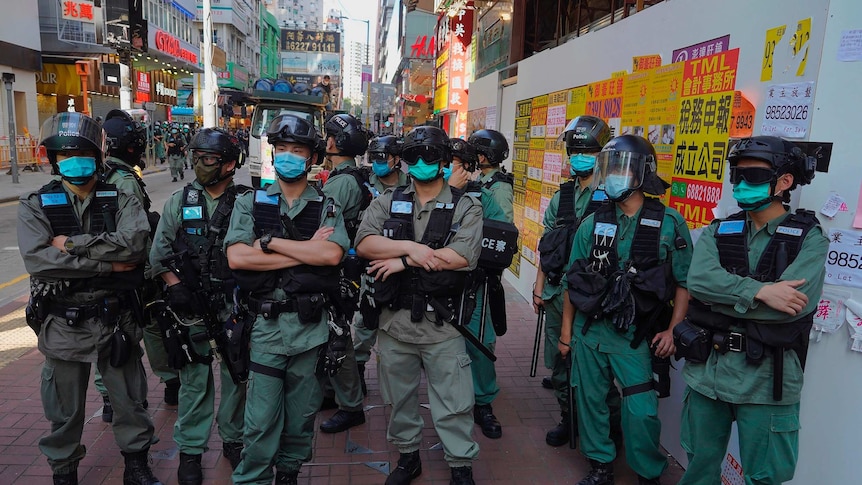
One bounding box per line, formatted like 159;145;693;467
260;233;274;254
64;238;77;255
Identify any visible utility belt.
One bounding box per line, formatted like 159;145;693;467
673;319;773;363
247;293;327;324
45;293;135;327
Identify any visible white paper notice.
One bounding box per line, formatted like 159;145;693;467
820;192;846;218
824;229;862;289
837;29;862;62
760;82;815;139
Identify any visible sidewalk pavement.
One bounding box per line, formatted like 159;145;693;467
0;283;685;485
0;165;168;204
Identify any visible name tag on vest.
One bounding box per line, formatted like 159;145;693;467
717;220;745;235
640;218;661;228
594;222;617;238
182;206;203;220
255;191;279;205
96;190;118;198
40;193;68;206
776;226;803;237
391;200;413;214
592;190;608;201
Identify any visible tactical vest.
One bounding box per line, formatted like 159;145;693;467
374;186;468;307
236;187;339;294
711;209;819;365
175;184;248;290
482;170;514;190
37;179;143;291
329;164;374;242
464;181;519;271
538;182;607;285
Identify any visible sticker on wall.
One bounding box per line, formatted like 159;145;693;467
824;229;862;289
761;24;787;82
728;91;755;138
790;18;812;76
811;289;849;342
837;29;862;62
760;81;814;139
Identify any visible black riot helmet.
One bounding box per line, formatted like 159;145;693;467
468;129;509;165
367;135;401;159
401;126;451;164
592;135;668;202
562;115;611;155
325;113;369;157
727;136;816;199
188;128;244;186
267;114;321;152
102;109;147;166
39;112;107;172
450;138;478;172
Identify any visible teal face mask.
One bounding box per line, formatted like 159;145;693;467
732;180;773;211
604;174;633;200
57;156;97;185
442;166;452;181
408;157;441;182
273;151;308;181
372;159;393;177
569;154;596;176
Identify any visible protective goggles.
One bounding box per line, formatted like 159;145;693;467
401;145;447;165
192;152;224;166
729;166;776;185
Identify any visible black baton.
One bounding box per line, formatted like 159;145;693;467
530;306;545;377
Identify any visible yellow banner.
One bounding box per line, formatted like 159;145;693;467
566;86;588;120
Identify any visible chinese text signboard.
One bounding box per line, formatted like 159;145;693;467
280;30;341;53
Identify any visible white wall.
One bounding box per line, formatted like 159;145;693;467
469;0;862;481
0;0;41;138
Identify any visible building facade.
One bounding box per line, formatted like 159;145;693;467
0;0;41;145
267;0;323;30
260;7;280;80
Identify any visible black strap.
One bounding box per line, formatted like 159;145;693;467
249;361;286;380
483;171;514;189
253;187;325;240
330;165;373;211
621;381;654;397
556;181;576;226
102;160;152;212
39;180;119;237
588;198;666;275
420;187;464;249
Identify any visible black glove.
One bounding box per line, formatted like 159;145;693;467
317;332;349;377
167;284;194;315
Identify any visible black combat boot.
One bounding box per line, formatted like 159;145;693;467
275;470;298;485
357;361;367;396
102;395;113;423
385;451;421;485
164;378;180;406
319;395;338;411
176;452;202;485
472;404;502;439
222;441;243;470
319;409;366;433
638;476;661;485
541;376;554;389
545;412;571;447
449;466;476;485
577;460;614;485
53;471;78;485
122;450;162;485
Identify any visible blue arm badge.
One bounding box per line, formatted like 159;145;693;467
717;220;745;235
182;206;203;220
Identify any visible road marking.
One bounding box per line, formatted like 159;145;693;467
3;247;19;251
0;274;28;290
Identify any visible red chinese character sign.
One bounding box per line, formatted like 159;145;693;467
62;0;95;22
135;71;150;103
433;6;474;138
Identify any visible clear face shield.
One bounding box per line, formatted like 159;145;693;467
39;112;107;154
591;151;651;200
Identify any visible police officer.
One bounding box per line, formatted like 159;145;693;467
149;128;249;484
468;129;514;221
18;112;161;485
318;113;371;433
533;115;621;447
446;137;507;439
225;114;349;485
560;135;693;485
677;136;827;485
98;110;181;422
356;126;483;485
353;135;409;393
167;127;186;182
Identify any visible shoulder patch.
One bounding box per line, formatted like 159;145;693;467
776;226;804;237
717;219;745;235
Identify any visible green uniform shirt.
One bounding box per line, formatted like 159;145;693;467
369;170;408;195
682;210;828;405
479;168;514;223
565;203;693;353
223;182;350;355
355;182;483;344
324;159;365;229
149;180;235;278
104;157;147;207
541;181;597;299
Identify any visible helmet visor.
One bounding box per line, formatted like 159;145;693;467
268;115;316;141
401;145;448;166
40;112;106;154
591;151;649;193
729;166;776;185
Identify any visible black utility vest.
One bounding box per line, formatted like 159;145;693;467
587;198;666;277
240;187;339;294
38;179;143;291
103;159;152;212
482;171;514;190
328;164;373;242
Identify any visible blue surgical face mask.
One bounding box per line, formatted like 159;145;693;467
57;156;97;185
732;180;773;212
604;174;633;200
442;166;452;181
273;151;309;181
569;154;596;176
372;159;393;177
408;157;441;182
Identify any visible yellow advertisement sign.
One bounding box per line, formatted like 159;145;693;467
761;24;786;82
566;86;588;120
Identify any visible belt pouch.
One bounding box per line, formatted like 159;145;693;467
297;294;324;324
673;318;712;363
110;326;132;367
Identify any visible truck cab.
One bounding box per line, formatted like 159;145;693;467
247;90;327;188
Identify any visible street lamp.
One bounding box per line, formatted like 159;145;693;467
338;16;370;65
2;72;19;184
